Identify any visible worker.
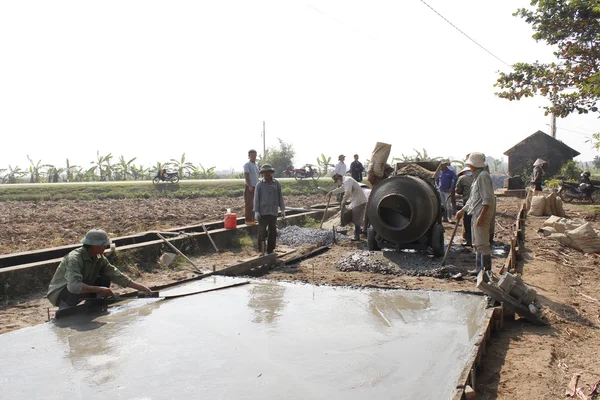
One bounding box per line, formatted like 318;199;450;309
456;152;496;275
47;229;152;309
350;154;365;182
531;158;547;193
436;159;457;223
254;164;286;254
367;163;394;188
243;149;260;226
327;174;367;241
334;154;347;177
455;166;474;247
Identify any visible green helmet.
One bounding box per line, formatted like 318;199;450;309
81;229;112;246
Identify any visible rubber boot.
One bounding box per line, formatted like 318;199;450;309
482;254;492;272
468;253;481;276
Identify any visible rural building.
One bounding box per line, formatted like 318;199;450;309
503;130;580;178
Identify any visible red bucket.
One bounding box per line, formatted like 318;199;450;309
224;213;237;229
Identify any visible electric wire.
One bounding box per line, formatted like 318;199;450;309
418;0;512;68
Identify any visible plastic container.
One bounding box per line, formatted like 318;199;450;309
224;213;237;229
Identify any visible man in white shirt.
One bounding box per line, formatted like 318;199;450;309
327;174;367;241
334;155;347;177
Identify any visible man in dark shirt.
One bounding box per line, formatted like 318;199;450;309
350;154;364;182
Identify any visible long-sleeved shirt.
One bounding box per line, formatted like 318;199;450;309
331;176;367;208
437;167;457;192
334;162;347;177
350;161;364;182
463;169;496;217
532;165;544;184
455;174;474;202
243;161;260;187
253;177;285;216
47;247;132;306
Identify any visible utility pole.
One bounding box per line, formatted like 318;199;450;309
262;121;266;159
550;112;557;138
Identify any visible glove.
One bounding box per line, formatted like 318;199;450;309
281;210;286;219
255;212;260;221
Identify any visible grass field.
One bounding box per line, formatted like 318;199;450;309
0;179;338;201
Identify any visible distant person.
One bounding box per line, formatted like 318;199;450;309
456;153;496;275
334;155;347;177
47;230;152;309
243;149;260;226
254;164;286;254
327;174;367;241
436;159;457;223
350;154;365;182
455;167;474;246
531;158;547;193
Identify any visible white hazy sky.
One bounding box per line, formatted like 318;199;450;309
1;0;599;173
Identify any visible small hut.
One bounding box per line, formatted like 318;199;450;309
503;130;580;179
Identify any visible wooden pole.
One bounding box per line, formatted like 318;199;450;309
441;222;460;266
319;198;331;229
202;223;219;252
156;233;202;273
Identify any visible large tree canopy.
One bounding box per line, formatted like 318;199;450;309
495;0;600;117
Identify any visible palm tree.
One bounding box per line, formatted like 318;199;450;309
170;153;195;178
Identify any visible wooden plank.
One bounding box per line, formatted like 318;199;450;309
214;253;277;277
282;246;330;266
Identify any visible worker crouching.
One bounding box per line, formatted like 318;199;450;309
456;153;496;275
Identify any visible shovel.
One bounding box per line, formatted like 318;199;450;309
441;221;461;266
319;197;331;229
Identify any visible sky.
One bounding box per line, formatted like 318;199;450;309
1;0;599;174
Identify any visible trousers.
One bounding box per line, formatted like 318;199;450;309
258;214;277;254
471;208;494;256
57;276;111;307
244;185;255;223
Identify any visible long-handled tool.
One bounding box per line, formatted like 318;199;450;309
202;223;219;252
142;280;250;300
441;221;461;266
319;197;331;229
156;233;203;274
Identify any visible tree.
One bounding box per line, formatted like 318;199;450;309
191;164;217;179
495;1;600;118
170;153;195;178
115;156;137;181
91;151;113;181
2;165;27;184
27;155;48;183
593;155;600;169
264;138;295;177
130;164;149;181
559;159;583;181
316;154;332;176
65;159;79;182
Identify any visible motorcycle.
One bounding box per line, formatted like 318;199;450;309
558;179;597;203
153;171;180;184
293;164;320;181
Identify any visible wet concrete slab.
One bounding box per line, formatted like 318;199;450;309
0;278;488;399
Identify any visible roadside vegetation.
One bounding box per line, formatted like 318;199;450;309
0;179;335;202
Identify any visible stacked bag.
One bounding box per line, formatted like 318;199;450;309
527;190;566;218
539;216;600;254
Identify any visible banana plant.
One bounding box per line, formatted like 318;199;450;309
191;164;217;179
45;165;65;183
316;154;332;176
91;151;112;181
27;155;49;183
130;164;148;181
170;153;195;178
2;165;27;184
115;156;137;181
65;159;79;182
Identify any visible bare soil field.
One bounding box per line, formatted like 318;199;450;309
1;195;599;398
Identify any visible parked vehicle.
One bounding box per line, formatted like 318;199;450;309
558;179;597;203
153;170;179;184
282;164;319;180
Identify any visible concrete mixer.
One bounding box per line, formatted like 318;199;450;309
366;162;445;256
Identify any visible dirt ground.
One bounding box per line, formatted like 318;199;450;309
1;195;599;398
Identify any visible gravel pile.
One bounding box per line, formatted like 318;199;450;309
336;250;457;278
278;225;347;247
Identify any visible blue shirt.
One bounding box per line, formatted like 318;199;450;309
437;167;457;192
243;161;260;187
254;178;286;216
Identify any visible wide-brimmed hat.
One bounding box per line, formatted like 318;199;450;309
533;158;547;166
458;166;471;176
338;154;345;160
464;152;486;168
259;164;275;173
440;158;450;165
81;229;112;246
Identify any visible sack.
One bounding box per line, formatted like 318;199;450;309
566;222;600;253
543;192;557;216
539;227;557;236
370;142;392;177
528;196;546;216
555;197;566;217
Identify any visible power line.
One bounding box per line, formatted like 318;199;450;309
418;0;511;68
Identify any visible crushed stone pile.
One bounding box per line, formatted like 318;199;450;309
336;250;457;278
397;164;434;179
278;225;347;247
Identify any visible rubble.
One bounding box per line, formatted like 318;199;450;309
278;225;347;247
336;250;457;278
